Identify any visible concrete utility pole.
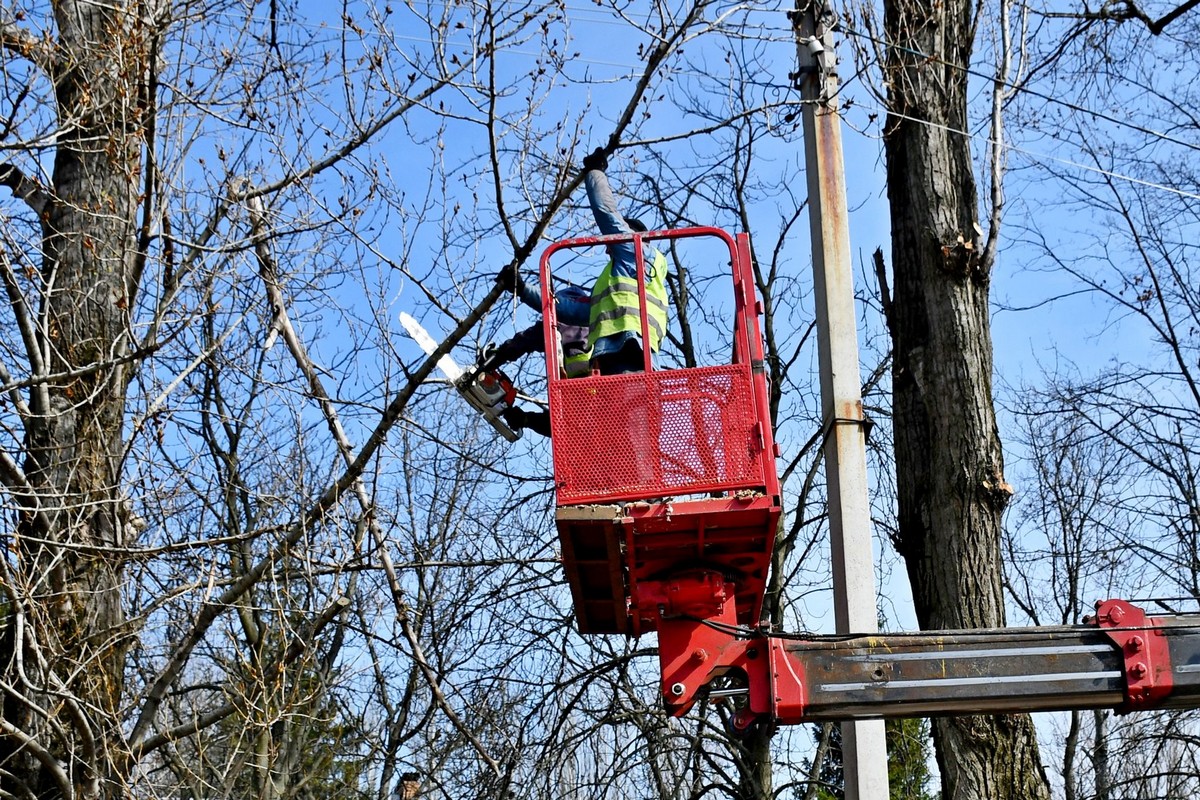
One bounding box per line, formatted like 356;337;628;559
791;1;890;797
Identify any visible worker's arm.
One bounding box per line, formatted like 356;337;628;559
584;169;634;236
489;323;545;365
584;169;638;277
497;263;542;312
517;278;541;311
551;283;590;326
510;269;588;326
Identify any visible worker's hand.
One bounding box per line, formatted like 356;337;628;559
582;147;608;173
502;406;527;431
478;342;500;372
495;263;520;292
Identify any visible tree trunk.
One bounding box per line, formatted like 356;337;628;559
737;726;773;800
2;3;148;798
880;0;1050;797
1063;710;1081;800
1092;710;1109;800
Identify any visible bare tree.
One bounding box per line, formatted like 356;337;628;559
853;0;1055;792
0;1;837;799
955;0;1200;796
1002;396;1136;800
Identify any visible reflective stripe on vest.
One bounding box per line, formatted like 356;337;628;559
554;328;593;378
563;350;592;377
588;249;669;352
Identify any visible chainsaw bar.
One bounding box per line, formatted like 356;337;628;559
399;312;520;442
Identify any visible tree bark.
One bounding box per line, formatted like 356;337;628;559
3;2;148;798
1092;710;1110;800
880;0;1050;797
737;726;774;800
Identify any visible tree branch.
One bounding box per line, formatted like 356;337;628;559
0;716;72;800
247;191;505;778
131;596;351;757
0;163;50;217
0;19;53;73
1041;0;1200;34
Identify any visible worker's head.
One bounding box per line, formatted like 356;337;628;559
605;218;650;258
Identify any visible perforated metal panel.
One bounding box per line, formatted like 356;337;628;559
549;365;764;505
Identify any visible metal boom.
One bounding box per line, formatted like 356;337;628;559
649;576;1200;731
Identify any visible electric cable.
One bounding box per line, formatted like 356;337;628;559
876;105;1200;202
278;0;1200;162
380;1;1194;154
277;5;1200;164
835;24;1200;155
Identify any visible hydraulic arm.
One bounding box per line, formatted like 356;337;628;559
537;227;1200;730
649;572;1200;731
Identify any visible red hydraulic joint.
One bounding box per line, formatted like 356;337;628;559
1091;598;1174;712
642;569;780;732
651;595;1200;731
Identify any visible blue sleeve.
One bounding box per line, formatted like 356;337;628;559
491;323;545;364
554;287;590;326
585;170;638;278
520;277;588;325
517;279;541;312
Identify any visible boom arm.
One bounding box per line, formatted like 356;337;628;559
536;227;1200;728
650;575;1200;731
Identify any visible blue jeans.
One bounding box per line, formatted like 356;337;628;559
593;339;644;375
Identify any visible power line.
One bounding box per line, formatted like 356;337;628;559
836;24;1200;155
226;7;1199;200
300;2;1200;151
398;0;1200;160
279;1;1200;159
874;104;1200;201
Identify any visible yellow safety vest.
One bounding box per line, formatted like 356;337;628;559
588;249;669;352
554;328;593;377
563;349;593;377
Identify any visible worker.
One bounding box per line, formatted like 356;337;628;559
562;147;666;484
483;147;667;434
577;147;669;375
479;263;591;437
